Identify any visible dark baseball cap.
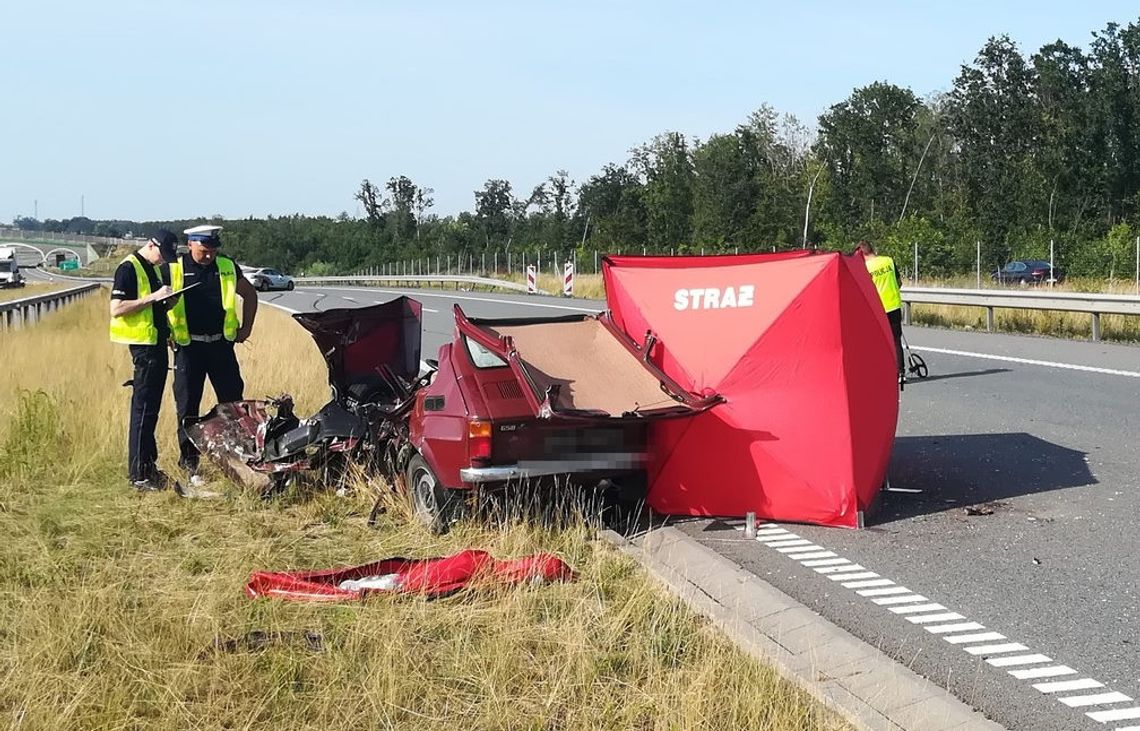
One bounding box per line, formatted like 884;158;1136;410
149;229;180;263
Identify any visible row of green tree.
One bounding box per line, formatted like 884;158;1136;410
12;19;1140;279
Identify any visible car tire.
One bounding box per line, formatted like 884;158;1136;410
258;279;269;292
286;281;295;291
406;453;460;534
602;474;649;535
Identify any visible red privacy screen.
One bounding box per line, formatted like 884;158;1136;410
603;252;898;528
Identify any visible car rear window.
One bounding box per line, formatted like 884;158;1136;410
463;336;508;369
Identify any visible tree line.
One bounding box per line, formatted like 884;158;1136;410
12;19;1140;280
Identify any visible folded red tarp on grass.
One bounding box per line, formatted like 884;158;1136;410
603;252;898;528
246;550;574;601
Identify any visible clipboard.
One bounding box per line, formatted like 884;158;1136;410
154;281;201;303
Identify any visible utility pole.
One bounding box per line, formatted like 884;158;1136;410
81;194;85;217
802;168;822;248
899;132;936;223
1049;238;1055;286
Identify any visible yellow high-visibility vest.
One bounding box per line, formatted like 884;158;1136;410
109;255;160;345
865;254;902;312
168;256;239;346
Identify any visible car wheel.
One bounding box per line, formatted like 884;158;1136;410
286;281;295;291
257;279;269;292
406;453;458;534
1019;277;1029;287
602;474;649;534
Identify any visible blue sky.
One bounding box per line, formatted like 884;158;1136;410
3;1;1138;224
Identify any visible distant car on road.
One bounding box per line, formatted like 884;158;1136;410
243;266;295;292
0;246;25;288
992;259;1064;285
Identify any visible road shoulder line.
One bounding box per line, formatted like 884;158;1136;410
602;526;1005;731
910;345;1140;378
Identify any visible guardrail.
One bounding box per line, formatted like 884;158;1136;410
294;274;549;295
295;276;1138;339
0;283;102;330
901;287;1140;341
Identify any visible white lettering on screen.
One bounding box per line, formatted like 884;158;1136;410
673;285;755;311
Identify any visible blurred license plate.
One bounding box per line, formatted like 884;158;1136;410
543;428;631;453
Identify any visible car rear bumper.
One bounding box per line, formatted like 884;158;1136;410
460;452;646;483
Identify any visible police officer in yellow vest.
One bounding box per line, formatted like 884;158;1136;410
110;229;179;490
856;240;904;380
169;225;259;484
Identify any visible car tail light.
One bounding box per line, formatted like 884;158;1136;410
468;419;492;463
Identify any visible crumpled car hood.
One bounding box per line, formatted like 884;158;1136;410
292;297;423;406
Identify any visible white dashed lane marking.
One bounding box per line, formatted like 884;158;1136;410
1011;666;1077;680
1037;679;1106;694
750;522;1136;728
1060;692;1133;708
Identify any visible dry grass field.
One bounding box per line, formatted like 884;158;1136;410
0;293;846;731
0;282;71;304
907;276;1140;341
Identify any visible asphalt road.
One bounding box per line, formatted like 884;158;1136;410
21;267;58;283
268;284;1139;731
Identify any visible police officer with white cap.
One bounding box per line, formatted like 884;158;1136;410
167;224;259;484
109;229;179;490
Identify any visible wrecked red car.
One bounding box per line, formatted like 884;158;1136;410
186;297;426;495
188;296;720;531
404;306;721;529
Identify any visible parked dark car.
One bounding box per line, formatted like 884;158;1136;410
992;260;1065;285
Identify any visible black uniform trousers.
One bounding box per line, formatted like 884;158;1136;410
174;340;245;470
887;308;904;376
127;344;169;481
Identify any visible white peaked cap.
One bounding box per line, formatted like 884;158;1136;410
183;224;224;236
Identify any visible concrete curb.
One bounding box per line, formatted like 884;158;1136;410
602;526;1005;731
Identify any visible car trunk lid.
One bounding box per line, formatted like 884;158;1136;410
454;305;721;421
